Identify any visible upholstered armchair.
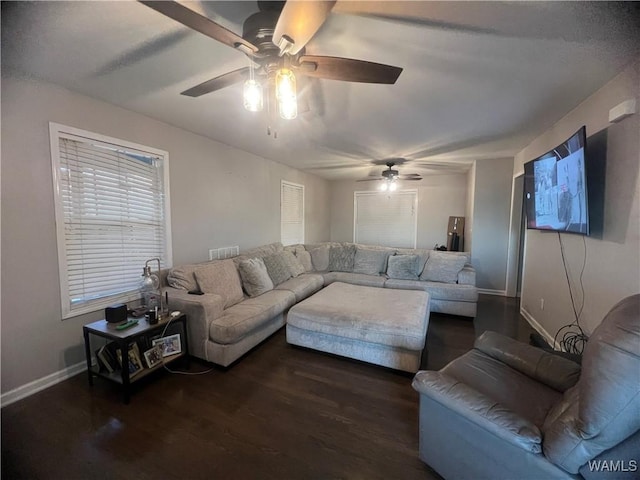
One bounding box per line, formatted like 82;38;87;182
412;294;640;479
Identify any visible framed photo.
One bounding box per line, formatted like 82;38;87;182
152;333;182;357
143;344;163;368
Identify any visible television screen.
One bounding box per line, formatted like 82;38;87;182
524;126;589;235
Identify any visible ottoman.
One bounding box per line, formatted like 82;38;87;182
286;282;430;372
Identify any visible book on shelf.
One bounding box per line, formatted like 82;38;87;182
116;343;144;378
96;345;117;373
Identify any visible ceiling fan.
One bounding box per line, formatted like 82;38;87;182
140;1;403;120
357;161;422;191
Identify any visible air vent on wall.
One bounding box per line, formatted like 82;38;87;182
209;246;240;261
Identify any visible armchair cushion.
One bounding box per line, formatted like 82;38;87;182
412;371;542;453
475;331;581;392
543;294;640;473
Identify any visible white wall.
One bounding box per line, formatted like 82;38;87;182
329;175;468;249
515;57;640;340
1;76;331;395
470;158;514;292
465;161;477;255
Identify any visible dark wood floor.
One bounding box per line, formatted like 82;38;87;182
2;295;533;480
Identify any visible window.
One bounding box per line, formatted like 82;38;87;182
281;180;304;246
354;190;417;248
50;123;172;318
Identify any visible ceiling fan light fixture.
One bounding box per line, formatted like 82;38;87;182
389;181;398;192
379;182;388;192
243;79;263;112
275;67;297;119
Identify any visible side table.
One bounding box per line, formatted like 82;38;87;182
83;313;188;403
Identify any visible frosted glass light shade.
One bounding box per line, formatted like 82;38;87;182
276;68;297;119
243;79;263;112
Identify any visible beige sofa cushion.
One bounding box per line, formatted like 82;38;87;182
296;250;313;272
420;251;467;283
237;257;274;298
166;264;199;291
387;254;419;280
328;244;357;272
353;247;390;275
282;250;305;277
263;252;293;286
308;244;330;271
195;260;244;308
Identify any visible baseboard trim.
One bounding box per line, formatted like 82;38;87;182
520;307;559;349
477;288;506;296
1;361;87;408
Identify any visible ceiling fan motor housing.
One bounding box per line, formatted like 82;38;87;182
242;10;304;75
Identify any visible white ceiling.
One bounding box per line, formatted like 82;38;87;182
2;1;639;180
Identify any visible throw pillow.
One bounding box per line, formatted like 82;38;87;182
194;259;244;308
296;250;313;272
308;244;330;271
396;248;431;276
386;254;419;280
420;252;468;283
282;250;305;277
353;247;390;275
166;265;199;291
262;252;293;286
237;257;274;297
328;244;356;272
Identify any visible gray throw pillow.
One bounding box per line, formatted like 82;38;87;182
296;250;313;272
386;254;419;280
282;250;305;277
262;252;293;286
353;247;390;275
237;257;274;297
194;260;244;308
308;244;330;271
420;251;467;283
328;244;356;272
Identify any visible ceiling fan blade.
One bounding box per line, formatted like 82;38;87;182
297;55;402;84
181;67;249;97
140;1;258;54
357;178;383;182
401;177;423;181
273;1;336;55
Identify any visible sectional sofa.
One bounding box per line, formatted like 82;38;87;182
163;242;478;367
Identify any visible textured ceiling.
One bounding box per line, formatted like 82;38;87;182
2;1;639;180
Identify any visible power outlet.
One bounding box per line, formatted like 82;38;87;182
540;298;545;310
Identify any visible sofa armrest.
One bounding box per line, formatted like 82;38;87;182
457;265;476;286
165;288;225;360
412;370;542;453
475;331;581;392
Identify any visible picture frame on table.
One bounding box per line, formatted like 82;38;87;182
152;333;182;357
143;344;164;368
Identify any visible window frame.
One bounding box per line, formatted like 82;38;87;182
280;180;305;246
353;190;418;248
49;122;173;319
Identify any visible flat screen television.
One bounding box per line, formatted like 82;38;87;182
524;126;589;235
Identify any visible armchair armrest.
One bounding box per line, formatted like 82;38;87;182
165;288;225;359
457;265;476;286
412;370;542;453
475;331;581;392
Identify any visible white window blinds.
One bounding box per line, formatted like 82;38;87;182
281;181;305;246
354;190;417;248
50;124;171;318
